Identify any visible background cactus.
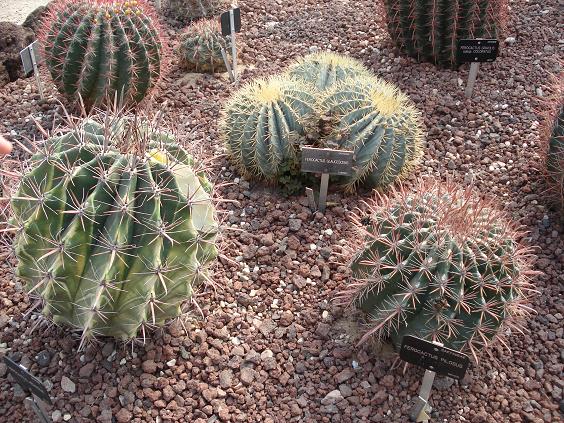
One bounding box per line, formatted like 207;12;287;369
178;19;231;73
220;75;318;182
382;0;507;67
9;116;218;345
39;0;164;108
164;0;231;24
286;51;371;91
337;181;535;361
542;78;564;215
320;76;423;191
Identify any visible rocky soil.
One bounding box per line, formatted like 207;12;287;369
0;0;563;422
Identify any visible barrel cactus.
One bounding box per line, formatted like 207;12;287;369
9;116;218;345
286;51;371;91
164;0;230;24
320;76;423;191
542;80;564;214
39;0;164;108
338;181;534;361
220;75;318;182
178;19;230;73
382;0;507;67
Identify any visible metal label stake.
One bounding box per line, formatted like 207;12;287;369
229;9;238;81
220;8;241;84
464;62;480;98
410;365;437;422
220;47;235;82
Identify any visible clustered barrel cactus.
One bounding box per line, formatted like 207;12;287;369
221;76;318;180
321;76;423;191
9;116;218;345
286;51;371;91
338;181;534;361
164;0;231;24
178;19;231;73
40;0;164;108
221;52;424;192
381;0;507;67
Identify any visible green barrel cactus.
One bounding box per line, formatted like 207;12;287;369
40;0;164;108
382;0;507;67
320;76;423;191
286;51;371;91
220;75;318;182
10;116;218;344
164;0;230;24
339;181;534;361
178;19;230;73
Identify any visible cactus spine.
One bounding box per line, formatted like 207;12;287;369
338;181;534;361
320;76;423;191
286;52;371;91
10;117;218;344
178;19;231;73
40;0;164;108
382;0;507;67
220;76;318;181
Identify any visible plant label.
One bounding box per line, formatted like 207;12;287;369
457;39;499;63
220;8;241;36
19;40;44;99
301;147;354;176
400;335;470;380
301;147;353;212
3;356;52;404
20;40;42;76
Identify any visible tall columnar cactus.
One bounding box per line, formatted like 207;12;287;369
164;0;231;24
382;0;507;67
338;181;535;361
178;19;231;73
9;116;218;345
286;51;371;91
39;0;164;108
220;75;318;181
320;76;423;191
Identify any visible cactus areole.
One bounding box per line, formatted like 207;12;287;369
342;182;534;361
382;0;507;67
11;118;218;343
39;0;164;108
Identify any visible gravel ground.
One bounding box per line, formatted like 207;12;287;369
0;0;563;422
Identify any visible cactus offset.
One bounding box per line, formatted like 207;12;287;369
382;0;507;67
320;76;423;191
286;51;371;91
338;181;535;362
164;0;231;24
10;116;218;345
178;19;231;73
220;75;318;182
39;0;164;108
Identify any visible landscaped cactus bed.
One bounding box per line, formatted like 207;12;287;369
0;0;561;422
